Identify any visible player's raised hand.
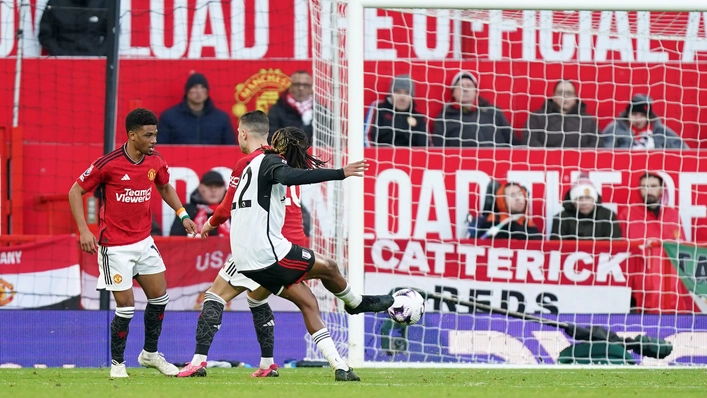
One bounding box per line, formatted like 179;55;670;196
79;230;99;254
200;220;216;239
343;160;369;178
183;218;199;237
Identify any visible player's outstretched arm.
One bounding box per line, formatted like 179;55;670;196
156;183;198;236
68;182;98;254
272;159;369;186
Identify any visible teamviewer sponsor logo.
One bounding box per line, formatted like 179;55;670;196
116;188;152;203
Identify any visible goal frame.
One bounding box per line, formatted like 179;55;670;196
345;0;704;368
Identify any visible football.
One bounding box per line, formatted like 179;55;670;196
387;288;425;325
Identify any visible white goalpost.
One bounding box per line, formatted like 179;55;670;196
309;0;707;368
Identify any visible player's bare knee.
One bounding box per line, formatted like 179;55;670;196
248;287;270;302
112;290;134;307
321;258;341;279
209;277;242;300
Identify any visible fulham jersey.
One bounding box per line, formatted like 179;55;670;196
210;148;308;247
230;153;345;272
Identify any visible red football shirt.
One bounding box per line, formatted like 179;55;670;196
76;144;170;247
211;148;309;247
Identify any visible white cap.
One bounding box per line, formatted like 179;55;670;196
570;181;598;202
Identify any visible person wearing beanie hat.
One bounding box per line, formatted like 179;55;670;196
169;170;228;237
157;72;236;145
365;74;428;147
550;174;621;240
432;70;513;148
522;80;599;148
600;94;687;149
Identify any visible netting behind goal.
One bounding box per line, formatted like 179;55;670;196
311;0;707;366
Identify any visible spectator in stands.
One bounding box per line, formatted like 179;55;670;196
467;182;542;240
268;71;316;144
38;0;108;56
550;174;621;240
522;80;599;148
601;94;687;150
620;172;686;241
170;171;228;237
365;74;428;147
432;71;513;147
158;73;236;145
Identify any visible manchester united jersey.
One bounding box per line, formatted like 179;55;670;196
211;148;308;247
76;144;170;247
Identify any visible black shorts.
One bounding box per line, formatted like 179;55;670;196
241;244;316;295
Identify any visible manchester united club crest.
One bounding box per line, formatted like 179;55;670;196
233;69;291;118
113;274;123;284
0;278;15;306
148;169;156;181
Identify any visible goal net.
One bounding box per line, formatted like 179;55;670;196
311;0;707;367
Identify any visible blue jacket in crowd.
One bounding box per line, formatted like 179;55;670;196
158;98;236;145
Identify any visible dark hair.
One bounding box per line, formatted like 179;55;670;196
265;127;326;170
291;70;312;77
125;108;158;134
239;110;269;136
553;79;576;94
639;172;663;186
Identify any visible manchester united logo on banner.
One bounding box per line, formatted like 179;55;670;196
0;278;15;306
233;69;290;118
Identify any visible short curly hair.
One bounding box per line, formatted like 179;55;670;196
125;108;158;134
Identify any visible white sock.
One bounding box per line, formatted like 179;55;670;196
191;354;207;366
312;328;349;371
260;357;274;369
247;295;268;308
334;284;362;308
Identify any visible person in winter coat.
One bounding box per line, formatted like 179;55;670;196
601;94;687;150
468;182;542;240
170;171;228;237
365;74;428;147
522;80;599;148
619;172;686;241
550;175;621;240
268;71;323;145
158;73;236;145
432;71;513;148
38;0;108;56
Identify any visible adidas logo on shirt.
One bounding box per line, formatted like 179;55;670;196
121;174;130;181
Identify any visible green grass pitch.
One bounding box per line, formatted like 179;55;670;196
0;368;705;398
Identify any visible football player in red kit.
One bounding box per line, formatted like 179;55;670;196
68;108;198;379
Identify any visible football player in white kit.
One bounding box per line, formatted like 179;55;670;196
230;124;393;381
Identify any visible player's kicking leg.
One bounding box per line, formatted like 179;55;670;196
134;272;179;376
305;251;393;315
279;283;359;382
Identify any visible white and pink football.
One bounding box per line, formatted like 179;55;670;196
387;288;425;325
